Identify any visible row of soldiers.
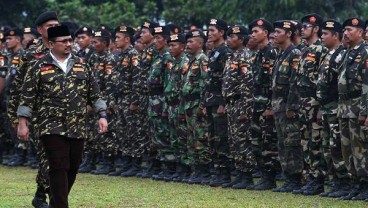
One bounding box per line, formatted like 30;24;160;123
1;11;368;207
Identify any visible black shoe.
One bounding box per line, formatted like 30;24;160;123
32;186;48;208
232;172;253;189
340;185;360;200
327;181;351;198
251;177;276;190
108;169;124;176
187;164;211;184
274;174;302;193
222;171;242;188
351;183;368;200
302;179;324;195
121;159;142;177
320;178;339;197
209;168;231;187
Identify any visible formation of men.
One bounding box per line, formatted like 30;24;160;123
1;10;368;207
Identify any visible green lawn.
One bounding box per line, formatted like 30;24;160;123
0;165;367;208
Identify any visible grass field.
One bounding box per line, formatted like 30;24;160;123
1;166;367;208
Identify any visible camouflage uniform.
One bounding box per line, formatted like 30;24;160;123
296;39;328;180
223;47;255;173
316;45;349;180
337;41;368;182
0;53;9;155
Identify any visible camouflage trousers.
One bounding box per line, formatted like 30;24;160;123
0;109;14;150
116;96;132;156
250;110;280;174
339;118;368;181
206;105;231;169
185;106;211;165
97;113;118;156
129;96;150;158
83;112;98;155
164;102;181;162
321;113;349;179
299;102;327;178
148;94;169;161
274;112;303;177
227;100;255;173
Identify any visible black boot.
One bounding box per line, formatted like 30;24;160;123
79;153;97;173
109;156;132;176
209;167;231;187
232;171;254;189
340;183;360;200
327;179;351;198
31;186;48;208
141;159;161;178
250;171;276;190
152;161;176;181
222;170;243;188
302;176;324;195
172;164;191;182
351;182;368;200
273;173;302;193
92;154;115;175
121;157;142;177
8;148;27;167
187;164;211;184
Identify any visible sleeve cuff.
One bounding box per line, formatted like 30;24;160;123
94;99;107;112
17;106;32;118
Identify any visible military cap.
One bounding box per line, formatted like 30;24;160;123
322;20;343;33
141;21;160;29
301;13;323;26
152;26;170;36
226;25;248;36
47;25;70;39
74;26;94;37
114;26;135;37
35;11;58;26
167;24;181;34
24;27;40;37
185;29;206;40
167;33;186;44
208;18;228;31
184;25;198;31
290;20;302;33
94;29;111;39
249;19;273;33
343;18;365;29
4;28;23;37
273;20;295;32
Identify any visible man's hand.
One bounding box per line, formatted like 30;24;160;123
359;115;366;125
286;110;296;119
217;105;225;116
239;114;248;121
263;109;274;119
130;104;138;112
17;117;29;141
98;118;108;134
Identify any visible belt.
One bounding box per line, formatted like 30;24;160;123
226;94;241;104
184;93;200;101
339;91;361;101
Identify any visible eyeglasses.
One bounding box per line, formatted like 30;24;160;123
302;24;314;29
53;38;73;44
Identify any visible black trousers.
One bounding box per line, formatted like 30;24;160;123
40;134;84;208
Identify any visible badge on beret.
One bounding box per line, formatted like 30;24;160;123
83;27;88;32
95;31;102;37
24;28;31;33
326;22;334;28
154;27;163;33
120;26;127;32
101;26;106;30
10;31;14;35
352;18;359;26
210;19;218;25
143;22;150;28
257;19;264;26
233;27;240;34
283;22;291;28
309;16;316;23
170;34;178;41
192;31;200;37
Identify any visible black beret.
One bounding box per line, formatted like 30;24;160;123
35;11;58;26
47;25;70;39
183;25;198;31
301;13;323;26
75;26;94;37
24;27;40;37
141;21;160;29
94;29;111;40
322;20;343;33
114;26;135;37
167;33;186;44
273;20;295;32
227;25;248;36
249;19;273;33
343;18;365;29
290;20;302;32
185;29;206;40
166;24;181;34
208;18;228;31
4;28;23;37
152;26;170;36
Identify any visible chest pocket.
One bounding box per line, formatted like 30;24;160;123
73;72;88;96
41;73;61;96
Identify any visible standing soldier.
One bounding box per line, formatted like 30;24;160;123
74;26;95;65
248;19;280;190
317;20;351;198
204;18;231;185
338;18;368;201
180;29;210;184
0;48;8;164
271;20;303;193
22;27;40;49
221;25;255;188
293;13;328;195
163;33;191;181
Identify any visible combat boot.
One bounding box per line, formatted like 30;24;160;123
327;179;351;198
274;173;302;193
222;170;242;188
187;164;211;184
8;148;27;167
152;161;176;181
302;176;324;195
250;171;276;190
351;182;368;200
31;186;48;208
121;157;142;177
79;153;97;173
172;164;191;182
92;155;114;175
108;156;132;176
340;183;360;200
141;159;161;178
209;167;231;187
319;178;338;197
165;163;183;181
232;171;254;189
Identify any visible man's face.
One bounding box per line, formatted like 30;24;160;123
343;26;363;45
22;34;36;48
274;28;289;45
140;28;153;44
91;38;106;53
115;32;129;49
208;26;223;42
251;26;267;44
134;38;145;52
5;36;20;49
301;23;314;39
76;33;92;49
37;20;59;39
186;37;202;55
153;34;166;51
50;35;73;56
226;34;242;50
321;29;336;49
169;42;184;57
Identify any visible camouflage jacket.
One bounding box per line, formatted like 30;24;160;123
7;38;48;123
203;43;230;107
316;45;345;115
76;46;95;67
222;47;253;116
337;41;368;118
105;45;141;107
0;53;8;79
296;39;327;107
252;44;278;112
181;52;208;110
271;44;301;113
4;48;25;97
17;53;106;139
147;48;172;95
131;44;158;104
